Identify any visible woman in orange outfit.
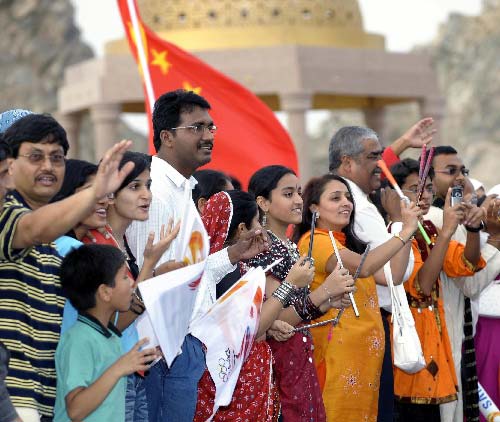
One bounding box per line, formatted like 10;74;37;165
388;159;486;421
294;174;419;422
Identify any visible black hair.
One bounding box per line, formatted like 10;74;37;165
60;244;126;312
192;169;232;205
228;175;242;191
2;113;69;157
248;165;296;219
117;152;152;193
226;190;258;243
0;136;11;161
152;89;211;153
51;159;98;203
293;174;366;253
390;158;434;188
423;145;457;164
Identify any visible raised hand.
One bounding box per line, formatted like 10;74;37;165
228;228;269;263
442;188;466;236
113;338;158;377
400;118;436;149
485;197;500;237
463;203;485;229
92;140;134;200
400;199;421;235
266;320;295;342
286;255;315;288
381;187;403;222
143;220;181;266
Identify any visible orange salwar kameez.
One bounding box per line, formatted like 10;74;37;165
392;221;485;406
298;230;385;422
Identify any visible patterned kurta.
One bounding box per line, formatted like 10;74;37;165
393;220;485;405
194;193;279;421
298;230;384;422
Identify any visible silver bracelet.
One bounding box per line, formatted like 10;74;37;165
272;280;295;307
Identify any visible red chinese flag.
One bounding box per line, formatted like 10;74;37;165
117;0;298;188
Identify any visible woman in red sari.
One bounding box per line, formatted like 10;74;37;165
245;166;355;422
194;188;340;421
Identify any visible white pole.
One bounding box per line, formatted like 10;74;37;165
127;0;156;111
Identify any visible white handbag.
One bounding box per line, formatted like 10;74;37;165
384;265;426;374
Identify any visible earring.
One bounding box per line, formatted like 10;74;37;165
261;211;267;227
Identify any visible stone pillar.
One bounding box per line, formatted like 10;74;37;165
279;93;313;182
419;96;446;145
89;103;122;160
54;112;81;159
363;107;387;142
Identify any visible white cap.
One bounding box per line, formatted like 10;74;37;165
487;184;500;196
469;178;483;191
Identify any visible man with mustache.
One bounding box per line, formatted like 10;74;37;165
425;146;500;422
0;138;22;422
328;125;418;422
126;89;268;422
0;113;134;422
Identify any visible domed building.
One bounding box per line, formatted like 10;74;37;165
57;0;443;180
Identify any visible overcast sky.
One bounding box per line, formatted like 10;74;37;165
71;0;483;55
70;0;483;134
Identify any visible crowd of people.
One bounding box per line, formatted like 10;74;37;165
0;89;499;422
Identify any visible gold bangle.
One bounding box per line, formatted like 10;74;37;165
393;233;406;245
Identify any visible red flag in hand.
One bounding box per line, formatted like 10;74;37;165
117;0;298;188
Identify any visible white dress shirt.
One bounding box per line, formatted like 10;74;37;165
345;179;414;310
126;156;235;323
426;205;500;422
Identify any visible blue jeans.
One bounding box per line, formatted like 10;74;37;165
125;373;148;422
144;335;205;422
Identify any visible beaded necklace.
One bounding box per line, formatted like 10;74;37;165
267;230;300;261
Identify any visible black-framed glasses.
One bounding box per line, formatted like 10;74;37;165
18;151;65;166
169;123;217;134
434;167;469;177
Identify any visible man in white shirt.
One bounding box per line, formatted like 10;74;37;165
126;89;268;422
328;126;415;422
425;146;499;422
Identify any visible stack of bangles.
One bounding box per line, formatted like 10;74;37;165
272;281;325;321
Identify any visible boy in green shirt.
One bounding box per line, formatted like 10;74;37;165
54;244;157;422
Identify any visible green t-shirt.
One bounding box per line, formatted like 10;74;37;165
54;314;125;422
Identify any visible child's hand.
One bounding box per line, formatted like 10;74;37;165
286;256;315;287
114;338;158;377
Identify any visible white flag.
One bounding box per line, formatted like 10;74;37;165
138;195;209;366
190;266;266;420
138;260;205;366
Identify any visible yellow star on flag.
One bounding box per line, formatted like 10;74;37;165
150;48;171;75
183;81;202;95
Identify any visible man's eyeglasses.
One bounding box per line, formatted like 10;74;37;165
402;186;435;195
434;167;469;177
169;123;217;134
18;151;65;166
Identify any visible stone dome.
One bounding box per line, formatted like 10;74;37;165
107;0;384;53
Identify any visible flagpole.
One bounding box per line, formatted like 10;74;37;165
127;0;156;111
